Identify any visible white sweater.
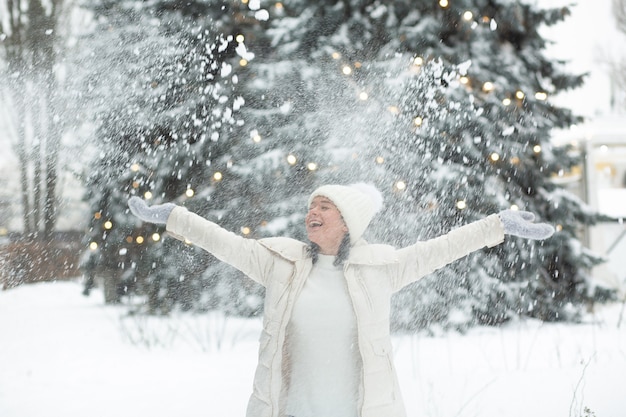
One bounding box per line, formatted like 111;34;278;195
285;254;360;417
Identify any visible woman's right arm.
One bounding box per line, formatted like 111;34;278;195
128;198;274;286
166;207;275;286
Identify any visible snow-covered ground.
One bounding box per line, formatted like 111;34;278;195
0;280;624;417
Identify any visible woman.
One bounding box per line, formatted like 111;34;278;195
128;183;553;417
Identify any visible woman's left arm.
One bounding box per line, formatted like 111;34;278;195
391;211;554;291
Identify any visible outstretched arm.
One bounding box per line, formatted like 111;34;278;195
392;210;554;291
127;197;274;286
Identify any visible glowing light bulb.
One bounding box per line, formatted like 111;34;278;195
482;81;494;92
395;181;407;191
533;145;542;154
236;34;245;43
413;56;424;66
502;98;511;106
241;226;251;235
307;162;318;171
490;153;500;162
239;59;248;67
331;52;341;59
213;172;223;181
287;154;297;165
515;90;525;100
535;91;548;100
375;156;384;164
104;221;113;230
136;236;144;244
414;116;423;127
342;66;352;75
186;189;195;197
130;163;141;172
463;11;474;21
460;76;470;85
89;242;98;251
144;191;153;200
152;233;161;242
359;92;369;100
439;0;449;8
456;200;467;210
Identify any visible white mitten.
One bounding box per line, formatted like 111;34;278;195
128;197;176;225
498;209;555;240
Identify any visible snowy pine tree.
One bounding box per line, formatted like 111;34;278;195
78;0;255;312
232;0;610;328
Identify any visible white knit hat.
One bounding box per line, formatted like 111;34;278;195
308;183;384;245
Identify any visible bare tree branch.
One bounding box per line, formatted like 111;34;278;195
614;0;626;35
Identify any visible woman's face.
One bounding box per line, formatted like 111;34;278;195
305;196;348;255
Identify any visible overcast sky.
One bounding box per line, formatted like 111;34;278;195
541;0;625;117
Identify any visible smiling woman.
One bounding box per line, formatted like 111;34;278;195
127;183;553;417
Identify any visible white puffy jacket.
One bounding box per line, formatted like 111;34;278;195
166;207;505;417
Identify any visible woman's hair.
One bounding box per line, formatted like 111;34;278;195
307;233;351;267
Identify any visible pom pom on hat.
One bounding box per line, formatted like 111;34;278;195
308;182;384;245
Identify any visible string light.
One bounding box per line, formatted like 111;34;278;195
144;191;153;200
89;242;98;250
413;117;423;127
438;0;449;8
130;163;141;172
239;59;248;67
213;172;223;181
275;2;284;10
331;52;341;59
359;92;369;100
152;233;161;242
241;226;251;235
375;156;384;164
482;81;494;92
342;65;352;75
388;106;400;115
413;56;424;66
132;181;140;189
456;200;467;210
126;236;134;244
502;98;512;106
460;76;470;85
490;152;500;162
186;188;195;197
236;34;245;43
307;162;318;171
515;90;525;100
287;154;297;165
463;11;474;21
395;180;407;191
104;221;113;230
94;212;102;220
535;91;548;100
251;130;262;143
136;236;144;244
533;145;542;154
510;205;519;211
